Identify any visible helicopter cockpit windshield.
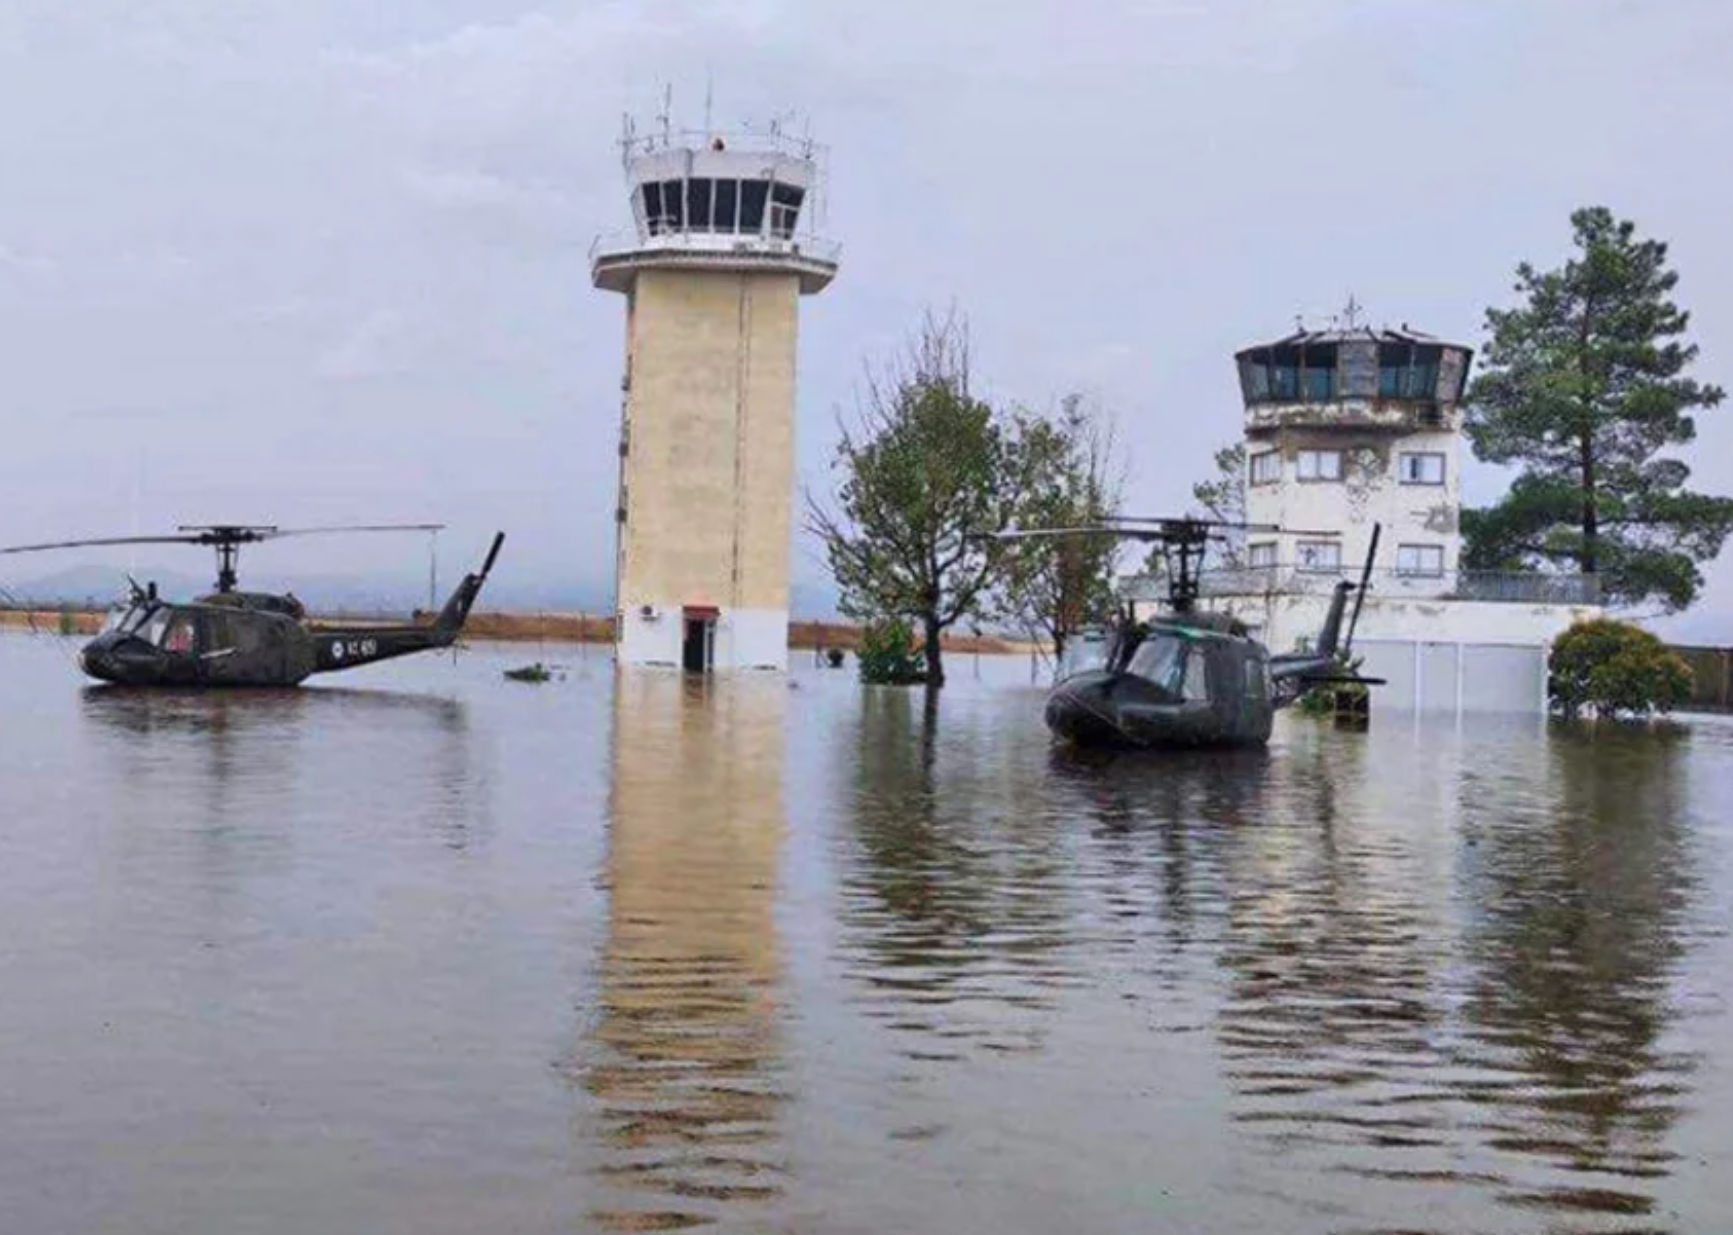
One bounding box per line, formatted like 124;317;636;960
100;602;155;637
1056;630;1114;681
1125;632;1210;701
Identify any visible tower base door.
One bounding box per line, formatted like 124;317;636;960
681;606;718;673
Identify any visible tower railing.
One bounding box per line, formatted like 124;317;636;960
1123;566;1600;606
588;226;842;265
620;127;827;165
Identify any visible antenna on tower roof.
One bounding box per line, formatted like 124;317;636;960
1343;294;1363;330
657;83;672;147
703;71;714;138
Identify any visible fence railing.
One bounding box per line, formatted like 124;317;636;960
1123;566;1600;606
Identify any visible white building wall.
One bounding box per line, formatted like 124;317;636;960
617;606;789;671
1243;424;1462;584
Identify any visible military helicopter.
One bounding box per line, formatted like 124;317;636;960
0;524;504;687
994;517;1383;749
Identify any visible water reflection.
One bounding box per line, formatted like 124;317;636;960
77;684;480;849
578;675;788;1231
837;688;1073;1060
1456;724;1699;1220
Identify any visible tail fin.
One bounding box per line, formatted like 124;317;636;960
1313;580;1354;660
434;532;505;636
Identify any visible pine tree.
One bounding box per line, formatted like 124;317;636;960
1464;207;1731;610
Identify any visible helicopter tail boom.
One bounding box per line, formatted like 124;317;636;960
433;531;505;636
307;532;504;676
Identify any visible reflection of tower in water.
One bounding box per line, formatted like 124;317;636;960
580;675;788;1231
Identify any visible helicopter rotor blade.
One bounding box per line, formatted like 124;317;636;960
0;534;210;556
265;523;447;540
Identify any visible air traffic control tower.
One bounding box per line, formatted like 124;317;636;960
591;118;838;672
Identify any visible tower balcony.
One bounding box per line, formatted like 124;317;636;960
589;227;840;295
1245;397;1460;437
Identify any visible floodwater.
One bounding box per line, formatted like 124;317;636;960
2;631;1731;1235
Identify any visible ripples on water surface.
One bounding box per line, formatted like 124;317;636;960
0;632;1729;1233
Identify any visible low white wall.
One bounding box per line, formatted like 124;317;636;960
616;605;788;672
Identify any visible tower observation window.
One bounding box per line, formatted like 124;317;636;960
686;178;713;231
1379;342;1444;400
714;179;738;232
657;179;684;230
641;182;665;234
740;180;768;233
770;183;804;238
1301;345;1337;401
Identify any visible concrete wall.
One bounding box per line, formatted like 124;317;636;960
613;267;800;669
1185;589;1598;655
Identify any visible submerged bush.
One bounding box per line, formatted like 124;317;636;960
1549;618;1692;719
857;617;926;686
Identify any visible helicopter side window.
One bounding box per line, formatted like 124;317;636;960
1244;656;1268;702
1183;651;1210;702
158;613;197;653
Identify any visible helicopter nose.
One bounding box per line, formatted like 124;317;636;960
78;635;123;683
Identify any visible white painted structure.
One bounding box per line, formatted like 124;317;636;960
592;118;838;671
1134;320;1600;713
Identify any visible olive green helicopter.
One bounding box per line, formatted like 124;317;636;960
1;524;503;688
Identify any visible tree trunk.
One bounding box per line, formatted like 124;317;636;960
922;612;946;688
1580;427;1599;575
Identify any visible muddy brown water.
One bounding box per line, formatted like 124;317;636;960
1;631;1730;1234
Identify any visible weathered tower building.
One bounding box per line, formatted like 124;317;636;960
592;120;838;672
1233;322;1473;583
1135;311;1599;714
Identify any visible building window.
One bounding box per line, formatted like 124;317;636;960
1247;541;1277;568
1399;451;1445;484
657;179;685;230
1296;449;1342;481
769;183;804;238
641;182;665;233
1301;347;1336;401
713;179;738;232
685;178;713;231
1397;544;1445;576
740;180;768;233
1296;540;1342;573
1248;451;1280;485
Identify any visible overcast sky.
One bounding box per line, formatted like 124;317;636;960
2;0;1730;634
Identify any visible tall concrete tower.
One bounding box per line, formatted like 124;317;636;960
591;117;838;672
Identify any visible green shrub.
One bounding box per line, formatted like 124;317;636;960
1549;618;1693;719
1295;654;1366;717
857;618;926;686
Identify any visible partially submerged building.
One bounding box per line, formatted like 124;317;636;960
1134;320;1599;713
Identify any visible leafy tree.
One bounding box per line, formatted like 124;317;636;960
807;313;1033;688
1549;618;1692;719
1464;206;1733;610
997;394;1123;660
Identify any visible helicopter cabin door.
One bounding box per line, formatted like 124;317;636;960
681;605;717;673
196;609;248;686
